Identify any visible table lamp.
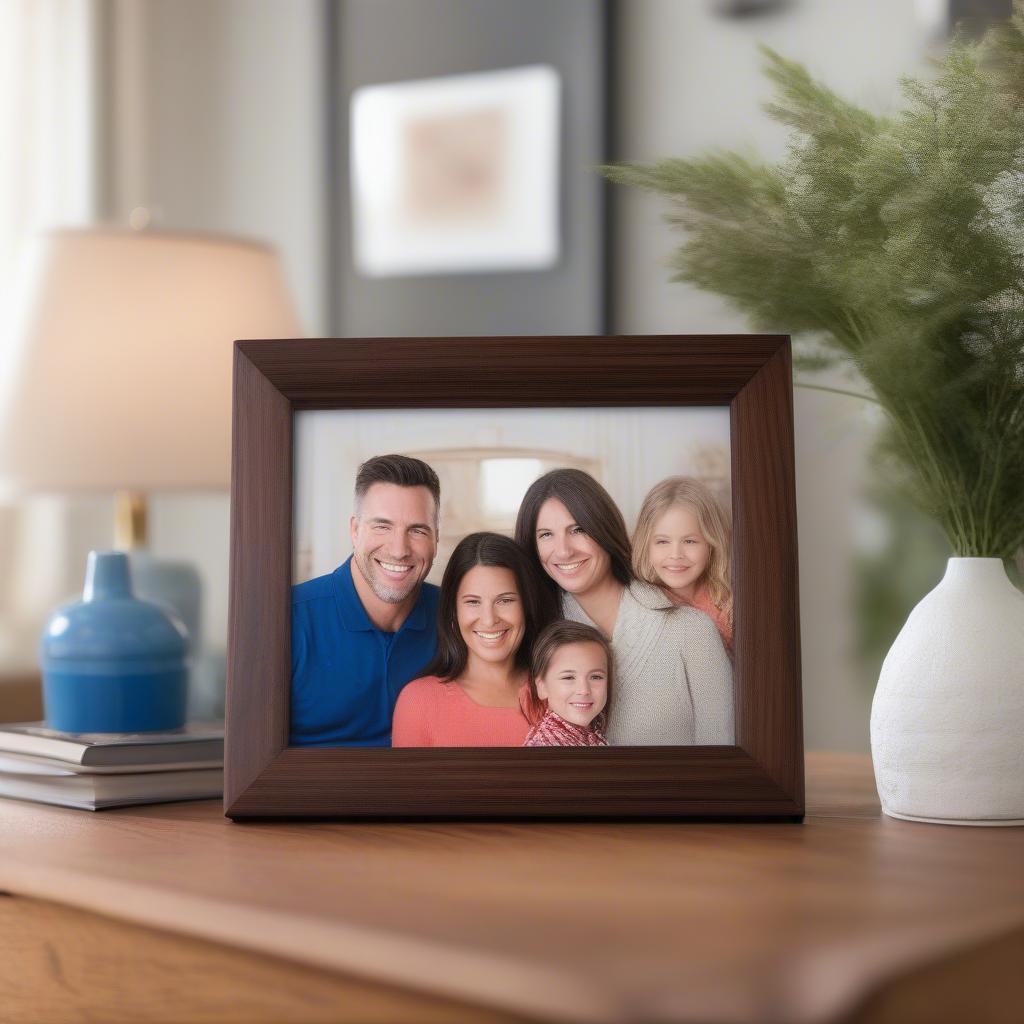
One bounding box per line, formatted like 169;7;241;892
0;227;302;729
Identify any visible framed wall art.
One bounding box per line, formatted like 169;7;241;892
328;0;611;336
350;65;561;277
225;335;804;820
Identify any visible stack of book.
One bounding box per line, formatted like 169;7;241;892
0;721;223;810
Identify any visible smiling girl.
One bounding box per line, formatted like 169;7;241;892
524;620;612;747
391;532;558;746
632;477;733;653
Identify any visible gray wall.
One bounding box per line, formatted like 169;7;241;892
332;0;607;337
102;0;328;333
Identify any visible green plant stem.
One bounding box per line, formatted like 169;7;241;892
902;405;969;553
794;382;880;404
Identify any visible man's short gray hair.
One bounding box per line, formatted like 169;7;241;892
353;454;441;526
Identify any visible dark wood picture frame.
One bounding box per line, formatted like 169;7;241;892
225;335;803;820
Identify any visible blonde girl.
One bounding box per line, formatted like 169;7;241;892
632;477;733;653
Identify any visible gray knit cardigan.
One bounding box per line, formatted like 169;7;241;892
561;581;735;746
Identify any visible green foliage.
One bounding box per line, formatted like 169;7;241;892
604;13;1024;559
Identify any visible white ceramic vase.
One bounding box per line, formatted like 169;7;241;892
871;557;1024;826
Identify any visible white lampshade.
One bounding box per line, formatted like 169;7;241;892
0;228;301;492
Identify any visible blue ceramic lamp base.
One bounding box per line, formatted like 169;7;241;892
41;551;188;733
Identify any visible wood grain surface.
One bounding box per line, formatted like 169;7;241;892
0;895;524;1023
2;754;1023;1024
3;901;1023;1024
226;335;803;819
730;340;802;797
238;335;782;409
227;345;292;804
846;925;1024;1024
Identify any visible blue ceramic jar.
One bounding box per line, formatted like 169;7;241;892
40;550;189;733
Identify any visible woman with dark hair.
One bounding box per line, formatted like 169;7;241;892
514;469;734;746
391;532;558;746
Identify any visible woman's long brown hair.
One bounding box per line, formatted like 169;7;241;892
513;468;633;606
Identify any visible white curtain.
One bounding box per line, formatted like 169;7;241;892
0;0;96;307
0;0;98;672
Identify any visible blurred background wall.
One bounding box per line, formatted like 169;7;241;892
0;0;973;746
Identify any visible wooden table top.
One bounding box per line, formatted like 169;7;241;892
1;752;1023;1024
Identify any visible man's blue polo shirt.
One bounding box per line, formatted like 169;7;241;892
289;557;439;747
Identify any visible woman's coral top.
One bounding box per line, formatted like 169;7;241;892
391;675;531;747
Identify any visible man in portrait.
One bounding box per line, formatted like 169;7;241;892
289;454;441;746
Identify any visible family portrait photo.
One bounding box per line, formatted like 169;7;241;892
290;406;735;750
